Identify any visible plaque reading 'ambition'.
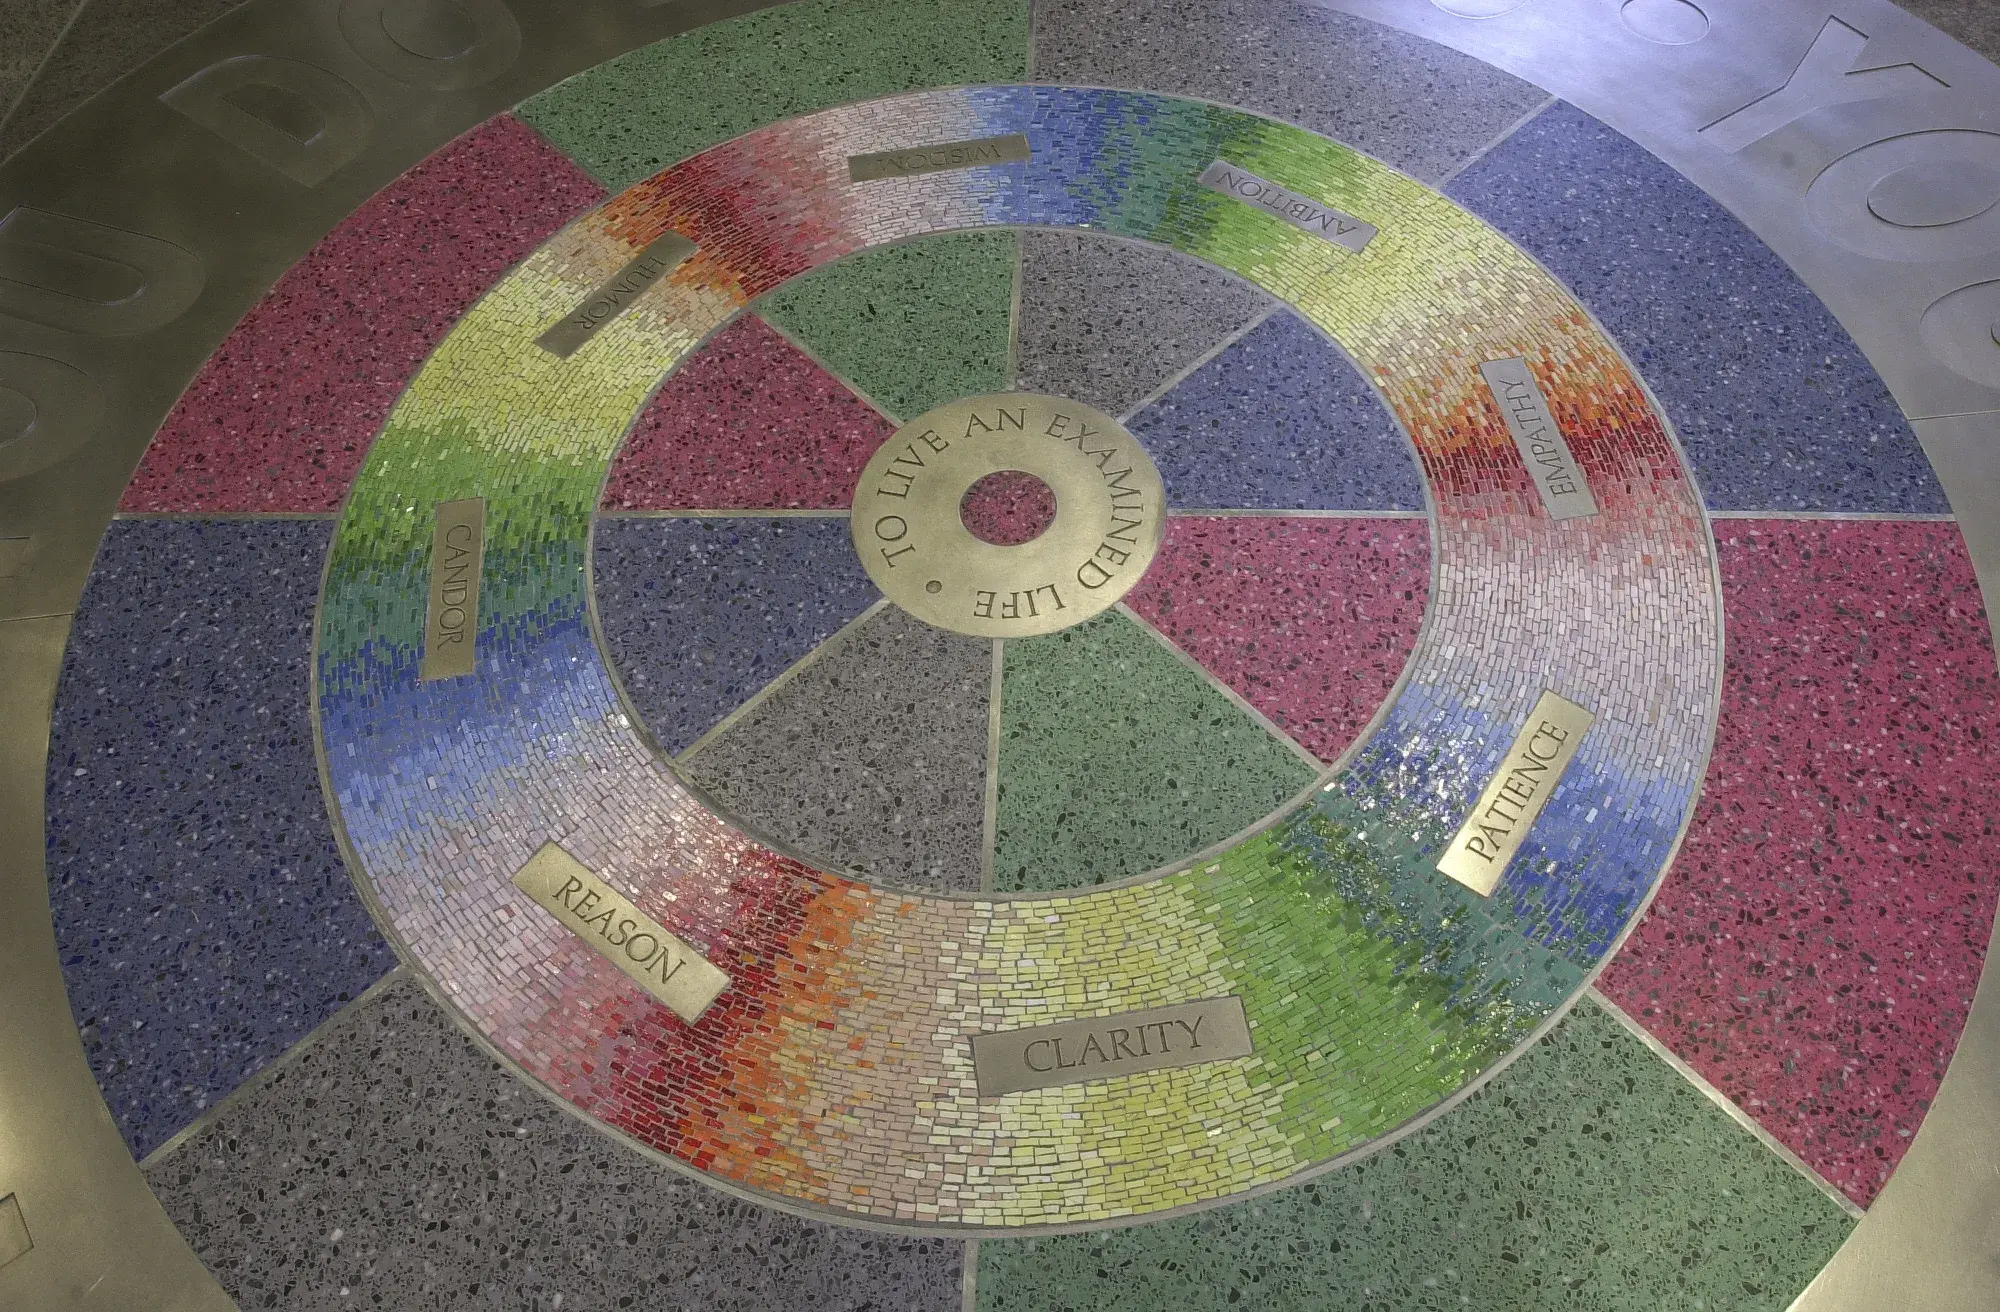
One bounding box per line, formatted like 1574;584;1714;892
971;996;1254;1097
1198;160;1377;253
1478;357;1599;522
512;843;731;1023
847;132;1031;182
535;232;698;359
420;498;484;682
1436;690;1596;897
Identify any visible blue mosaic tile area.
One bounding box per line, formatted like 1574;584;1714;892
43;519;395;1158
1447;101;1948;515
1127;311;1425;510
592;516;879;753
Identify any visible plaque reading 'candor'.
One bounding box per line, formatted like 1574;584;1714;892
1198;160;1377;253
971;996;1255;1097
1436;690;1596;897
420;498;484;682
535;232;698;359
847;132;1031;181
1478;357;1600;522
512;843;731;1023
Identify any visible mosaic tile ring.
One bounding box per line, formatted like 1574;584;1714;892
314;85;1723;1230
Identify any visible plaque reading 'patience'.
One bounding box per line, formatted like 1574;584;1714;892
535;232;697;359
1198;160;1377;253
1436;690;1596;897
971;997;1255;1096
1478;357;1599;521
512;843;731;1023
847;132;1031;182
420;498;484;682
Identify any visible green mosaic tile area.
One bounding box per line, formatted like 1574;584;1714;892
754;232;1017;421
975;1000;1854;1312
516;0;1030;189
993;610;1317;892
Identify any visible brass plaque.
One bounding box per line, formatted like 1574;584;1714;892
1436;690;1596;897
419;498;484;682
1198;160;1377;253
535;231;697;358
511;843;731;1024
1478;357;1600;521
851;392;1165;639
971;996;1254;1097
847;132;1031;182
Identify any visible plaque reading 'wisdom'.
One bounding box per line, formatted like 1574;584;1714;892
1198;160;1377;253
1436;690;1596;897
847;132;1031;181
420;498;484;682
1478;357;1599;521
535;232;698;359
512;843;731;1023
971;997;1255;1096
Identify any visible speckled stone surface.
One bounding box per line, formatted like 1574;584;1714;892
517;0;1029;190
1600;520;2000;1206
1012;230;1273;417
974;1000;1853;1311
1899;0;2000;63
1129;312;1425;510
1447;102;1948;514
147;974;965;1312
592;516;878;754
1126;516;1430;764
43;519;394;1158
1032;0;1550;184
993;610;1317;892
755;231;1018;422
120;115;603;513
0;0;80;131
682;606;991;893
601;314;896;511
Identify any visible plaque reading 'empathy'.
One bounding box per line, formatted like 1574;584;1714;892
1198;160;1377;253
847;132;1031;181
1436;690;1596;897
420;498;484;682
971;996;1255;1096
512;843;731;1023
535;232;698;359
1478;357;1600;521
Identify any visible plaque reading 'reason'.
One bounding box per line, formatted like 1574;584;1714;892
535;232;698;359
420;498;484;682
971;996;1255;1097
1436;690;1596;897
512;843;731;1024
1478;357;1599;522
847;132;1031;182
1198;160;1377;253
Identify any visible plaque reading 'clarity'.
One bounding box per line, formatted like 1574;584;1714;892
971;996;1255;1096
1437;690;1596;897
512;843;731;1023
1478;357;1600;521
535;232;698;358
847;132;1031;181
1198;160;1377;253
420;498;484;682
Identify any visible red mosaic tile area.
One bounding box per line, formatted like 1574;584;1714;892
1601;519;2000;1206
120;115;603;513
1124;515;1431;763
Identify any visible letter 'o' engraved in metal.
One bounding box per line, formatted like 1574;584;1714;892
971;997;1256;1097
1437;691;1596;897
852;392;1166;638
420;498;485;681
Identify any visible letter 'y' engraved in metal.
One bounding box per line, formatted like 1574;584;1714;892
535;232;697;358
971;996;1255;1096
847;132;1031;181
1197;160;1377;253
421;498;485;682
1437;690;1596;897
511;843;731;1024
1478;357;1599;522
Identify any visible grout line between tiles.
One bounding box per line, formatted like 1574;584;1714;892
1118;305;1279;425
755;310;907;426
1707;510;1955;521
1004;229;1026;390
677;598;889;764
601;508;850;518
138;964;411;1170
1587;989;1866;1221
962;1237;981;1312
111;510;341;520
1434;94;1559;190
1115;602;1325;773
981;639;1005;894
1168;508;1425;518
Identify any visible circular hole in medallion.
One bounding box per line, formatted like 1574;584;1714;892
959;469;1058;546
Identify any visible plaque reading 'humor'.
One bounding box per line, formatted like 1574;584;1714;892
1478;357;1600;521
847;132;1031;182
1197;160;1377;253
420;498;485;682
535;232;698;359
971;996;1255;1097
512;843;731;1023
1436;690;1596;897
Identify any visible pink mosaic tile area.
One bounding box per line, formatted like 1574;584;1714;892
120;115;604;513
1124;516;1431;763
1601;519;2000;1206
